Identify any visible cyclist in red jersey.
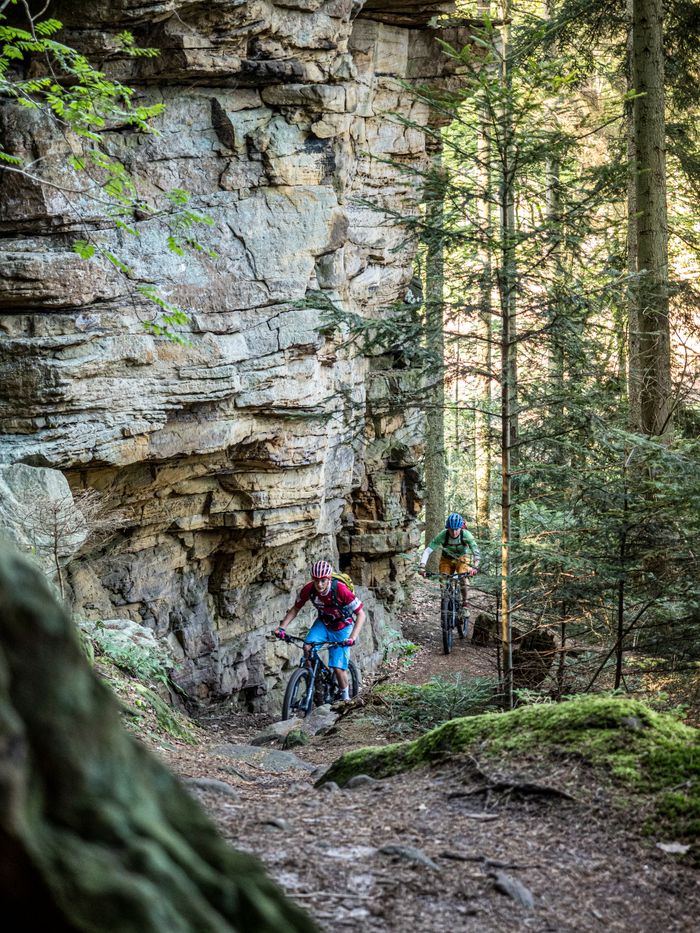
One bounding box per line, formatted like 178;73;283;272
274;560;365;701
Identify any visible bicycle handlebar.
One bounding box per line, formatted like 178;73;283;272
271;633;340;650
424;570;475;579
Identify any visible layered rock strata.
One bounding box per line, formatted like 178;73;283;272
0;1;459;704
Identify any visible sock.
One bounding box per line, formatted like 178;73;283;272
341;687;350;700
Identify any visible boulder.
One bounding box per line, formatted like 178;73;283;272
0;544;315;931
212;743;316;774
0;463;87;581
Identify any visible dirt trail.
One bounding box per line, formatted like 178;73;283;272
154;580;699;932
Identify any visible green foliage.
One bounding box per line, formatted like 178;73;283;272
72;239;95;260
0;9;162;141
394;8;700;702
139;286;191;344
133;684;197;744
301;290;433;370
116;30;159;59
377;675;499;733
86;624;172;689
79;620;198;743
381;626;419;664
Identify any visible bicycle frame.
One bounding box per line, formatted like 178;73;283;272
426;570;472;598
285;636;338;715
426;571;473;654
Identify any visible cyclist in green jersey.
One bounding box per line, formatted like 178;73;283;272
419;512;480;625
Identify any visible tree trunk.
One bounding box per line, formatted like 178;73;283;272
424;148;447;543
631;0;673;437
545;0;565;456
626;0;642;427
499;0;515;708
474;0;493;539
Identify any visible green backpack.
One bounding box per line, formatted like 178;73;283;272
329;571;357;620
331;571;355;593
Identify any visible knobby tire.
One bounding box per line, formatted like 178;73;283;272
347;659;360;698
282;668;313;720
441;593;454;655
455;588;464;639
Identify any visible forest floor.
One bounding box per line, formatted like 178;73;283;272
151;579;700;932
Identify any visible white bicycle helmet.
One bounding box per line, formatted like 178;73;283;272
311;559;333;579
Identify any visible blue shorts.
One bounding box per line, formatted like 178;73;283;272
305;618;352;670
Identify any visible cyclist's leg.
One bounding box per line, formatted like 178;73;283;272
326;627;351;698
304;618;326;667
455;556;470;608
439;556;456;585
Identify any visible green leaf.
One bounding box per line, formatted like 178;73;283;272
73;240;95;260
167;235;185;256
0;149;22;165
34;19;64;38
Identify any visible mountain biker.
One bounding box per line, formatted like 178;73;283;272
273;559;365;702
418;513;480;626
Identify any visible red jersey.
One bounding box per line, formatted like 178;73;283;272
294;580;364;631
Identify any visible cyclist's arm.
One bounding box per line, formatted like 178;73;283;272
463;529;481;569
278;605;300;629
348;607;366;643
419;530;446;570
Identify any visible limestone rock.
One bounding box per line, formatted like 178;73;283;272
250;717;304;746
299;702;340;735
0;0;466;706
0;463;87;580
212;743;316;773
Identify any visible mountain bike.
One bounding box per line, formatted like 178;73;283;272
278;634;360;720
427;571;473;655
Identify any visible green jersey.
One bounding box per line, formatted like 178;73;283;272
428;528;480;564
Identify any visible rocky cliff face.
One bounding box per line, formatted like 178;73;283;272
0;1;457;704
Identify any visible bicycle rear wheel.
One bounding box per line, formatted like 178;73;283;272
347;659;360;698
282;668;313;720
330;660;360;702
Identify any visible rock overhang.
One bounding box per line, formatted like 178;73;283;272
0;0;463;704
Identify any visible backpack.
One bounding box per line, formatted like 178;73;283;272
445;529;469;548
331;571;355;592
329;572;356;619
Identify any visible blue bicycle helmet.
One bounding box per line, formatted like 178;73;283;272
445;512;464;530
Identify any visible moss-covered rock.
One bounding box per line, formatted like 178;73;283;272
0;546;316;931
283;729;308;750
320;695;700;841
133;683;198;744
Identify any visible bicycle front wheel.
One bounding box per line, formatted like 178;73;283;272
441;596;455;655
455;593;465;639
282;668;313;720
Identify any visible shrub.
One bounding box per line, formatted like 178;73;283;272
378;675;499;733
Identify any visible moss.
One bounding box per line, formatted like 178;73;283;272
283;729;308;749
320;696;699;842
133;685;197;745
